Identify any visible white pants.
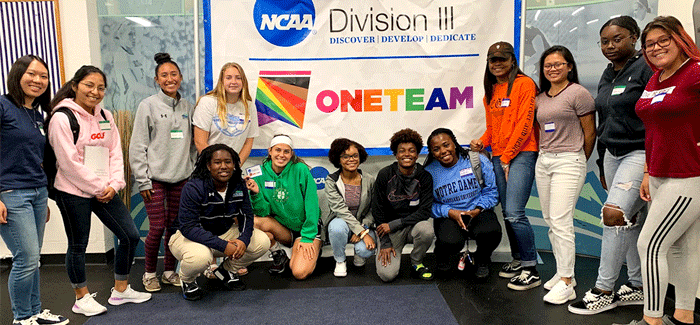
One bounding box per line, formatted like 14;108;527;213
535;150;587;278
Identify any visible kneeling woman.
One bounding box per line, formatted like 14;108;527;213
170;144;270;300
373;128;435;282
246;135;322;280
425;128;502;279
323;138;377;277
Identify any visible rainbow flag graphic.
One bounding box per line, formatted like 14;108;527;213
255;71;310;129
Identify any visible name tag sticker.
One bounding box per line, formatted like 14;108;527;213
170;130;184;139
500;98;511;107
409;199;420;206
99;121;111;130
544;122;556;132
246;165;263;178
651;93;666;104
611;85;626;96
460;168;473;177
264;181;275;189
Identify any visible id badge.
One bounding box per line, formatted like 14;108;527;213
264;181;276;189
170;130;184;139
500;98;511;107
246;165;263;178
611;85;626;96
544;122;555;133
99;121;111;130
651;93;666;104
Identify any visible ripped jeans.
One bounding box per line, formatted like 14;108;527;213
595;149;647;291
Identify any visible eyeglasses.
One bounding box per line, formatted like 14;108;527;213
643;35;672;52
543;62;568;71
79;82;106;93
340;154;360;160
598;35;634;47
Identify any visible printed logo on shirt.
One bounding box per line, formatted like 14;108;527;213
232;190;244;198
641;86;676;99
182;114;189;119
90;132;105;140
213;113;248;137
273;187;289;202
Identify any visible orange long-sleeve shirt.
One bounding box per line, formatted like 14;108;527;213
479;75;538;165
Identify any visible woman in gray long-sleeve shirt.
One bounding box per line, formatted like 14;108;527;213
323;138;377;278
128;53;196;292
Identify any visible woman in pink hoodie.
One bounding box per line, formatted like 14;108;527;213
48;66;151;317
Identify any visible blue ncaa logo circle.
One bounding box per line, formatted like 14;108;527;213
253;0;315;47
310;166;329;190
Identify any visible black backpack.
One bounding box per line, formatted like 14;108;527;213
44;107;107;199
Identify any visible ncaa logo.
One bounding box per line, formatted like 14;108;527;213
253;0;315;47
310;166;329;190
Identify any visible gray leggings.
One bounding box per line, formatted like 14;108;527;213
638;176;700;318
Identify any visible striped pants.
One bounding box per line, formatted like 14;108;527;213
638;176;700;318
143;180;186;273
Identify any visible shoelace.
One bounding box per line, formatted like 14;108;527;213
513;271;531;281
582;290;604;303
35;309;60;320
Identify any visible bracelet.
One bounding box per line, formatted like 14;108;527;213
359;229;370;239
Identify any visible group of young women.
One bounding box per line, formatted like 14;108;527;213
1;13;699;325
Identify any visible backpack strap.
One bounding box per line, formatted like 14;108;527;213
468;151;484;188
54;107;80;144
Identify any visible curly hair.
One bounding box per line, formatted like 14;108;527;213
191;144;242;187
389;128;423;155
328;138;368;169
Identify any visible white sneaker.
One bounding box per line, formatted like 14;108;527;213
543;280;576;304
108;285;152;305
334;261;347;277
72;293;107;316
353;255;366;267
544;275;576;290
32;309;69;325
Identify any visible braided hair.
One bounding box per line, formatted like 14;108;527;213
191;144;242;187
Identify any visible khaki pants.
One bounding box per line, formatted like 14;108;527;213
169;227;271;283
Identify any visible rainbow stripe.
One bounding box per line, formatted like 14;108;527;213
255;71;310;128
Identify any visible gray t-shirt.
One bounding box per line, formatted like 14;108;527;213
536;83;595;153
192;95;260;152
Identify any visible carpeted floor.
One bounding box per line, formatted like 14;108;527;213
83;284;457;325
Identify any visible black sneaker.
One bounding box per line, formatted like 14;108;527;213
411;263;434;281
616;283;644;306
475;264;490;279
33;309;68;325
269;249;289;274
568;287;618;315
507;269;541;291
181;280;203;301
498;260;522;278
213;267;246;291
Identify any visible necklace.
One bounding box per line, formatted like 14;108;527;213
22;106;39;129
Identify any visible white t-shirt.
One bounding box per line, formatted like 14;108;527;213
193;95;260;152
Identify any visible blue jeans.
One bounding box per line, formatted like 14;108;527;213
0;187;48;320
55;191;140;288
327;218;376;263
493;152;538;267
595;149;646;291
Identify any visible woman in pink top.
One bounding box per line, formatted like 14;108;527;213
48;66;151;317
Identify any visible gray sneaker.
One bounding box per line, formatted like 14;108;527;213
353;255;367;267
616;283;643;306
142;274;161;292
161;272;182;287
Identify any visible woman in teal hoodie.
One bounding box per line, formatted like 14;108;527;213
245;134;321;280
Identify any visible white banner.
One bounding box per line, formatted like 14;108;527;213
207;0;518;155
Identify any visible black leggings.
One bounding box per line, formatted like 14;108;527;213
433;209;502;270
